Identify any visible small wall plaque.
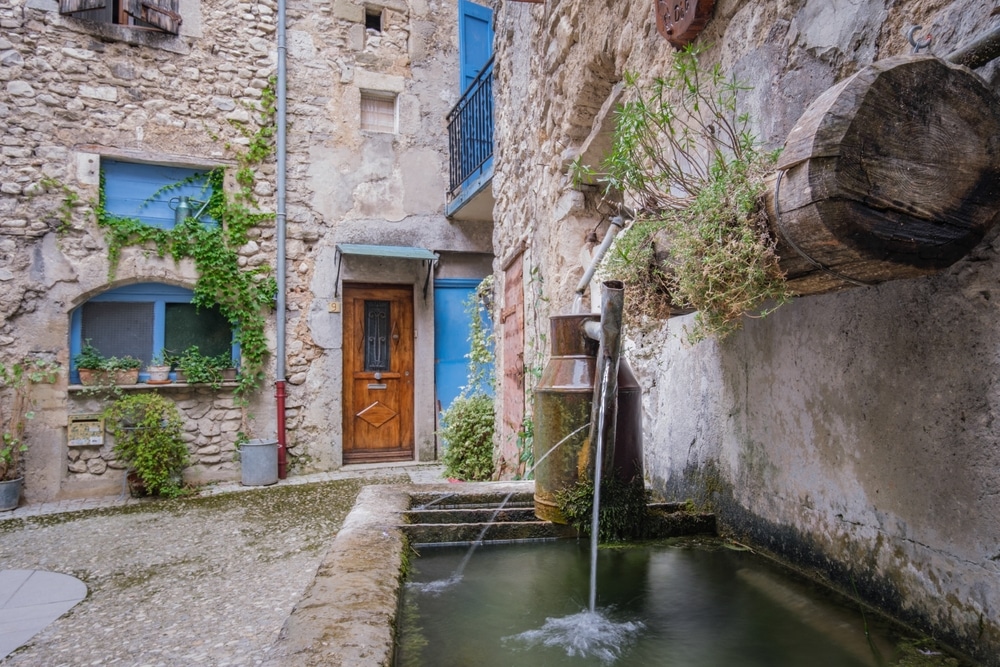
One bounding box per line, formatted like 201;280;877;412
656;0;715;48
68;413;105;447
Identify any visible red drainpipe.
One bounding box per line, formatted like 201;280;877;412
276;379;288;478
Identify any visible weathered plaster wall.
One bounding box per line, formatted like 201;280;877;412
493;0;1000;662
1;0;491;499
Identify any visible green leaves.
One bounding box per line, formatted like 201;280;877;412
440;393;495;481
0;356;59;480
593;44;787;340
439;277;498;481
104;393;189;497
94;79;278;399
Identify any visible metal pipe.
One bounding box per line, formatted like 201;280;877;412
275;0;288;478
946;23;1000;69
587;280;625;478
575;217;625;296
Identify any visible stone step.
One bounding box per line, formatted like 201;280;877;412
401;520;578;545
403;507;539;524
408;489;535;510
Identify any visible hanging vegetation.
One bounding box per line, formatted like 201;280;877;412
94;80;278;397
440;277;497;481
576;45;787;341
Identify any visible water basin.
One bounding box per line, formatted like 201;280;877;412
397;538;932;667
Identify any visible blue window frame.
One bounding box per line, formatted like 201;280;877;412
69;283;237;383
102;159;212;229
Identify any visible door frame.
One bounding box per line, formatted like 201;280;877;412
341;282;416;464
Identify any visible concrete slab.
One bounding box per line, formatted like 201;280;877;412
0;570;86;660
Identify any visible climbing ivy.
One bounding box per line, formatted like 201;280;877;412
93;80;278;399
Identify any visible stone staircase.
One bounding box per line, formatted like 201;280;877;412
400;490;716;545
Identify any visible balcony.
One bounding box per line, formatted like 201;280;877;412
446;56;495;221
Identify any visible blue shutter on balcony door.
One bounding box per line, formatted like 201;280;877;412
459;0;493;93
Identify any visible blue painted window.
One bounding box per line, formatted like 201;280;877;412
103;159;212;229
459;0;493;93
69;283;236;383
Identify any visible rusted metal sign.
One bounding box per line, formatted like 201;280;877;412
656;0;715;48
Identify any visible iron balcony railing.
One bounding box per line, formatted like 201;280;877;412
447;56;494;198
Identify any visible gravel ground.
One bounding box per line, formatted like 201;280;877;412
0;473;413;667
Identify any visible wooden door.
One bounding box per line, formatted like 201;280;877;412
498;254;525;477
343;284;415;464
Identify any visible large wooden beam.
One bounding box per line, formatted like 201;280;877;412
764;55;1000;296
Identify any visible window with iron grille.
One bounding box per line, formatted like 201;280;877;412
70;283;236;383
360;92;397;133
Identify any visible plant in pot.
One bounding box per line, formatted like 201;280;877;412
0;357;59;510
176;346;232;389
74;341;142;386
103;393;189;498
104;355;142;385
73;341;106;386
146;350;172;385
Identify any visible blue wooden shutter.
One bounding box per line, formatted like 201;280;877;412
459;0;493;93
103;160;209;229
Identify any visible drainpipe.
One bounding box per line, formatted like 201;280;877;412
587;280;625;477
574;216;625;304
275;0;288;478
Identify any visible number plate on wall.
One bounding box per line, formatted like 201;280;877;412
655;0;715;48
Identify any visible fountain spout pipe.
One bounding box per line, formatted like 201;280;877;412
575;217;625;298
587;280;625;478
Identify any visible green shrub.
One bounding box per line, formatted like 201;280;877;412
440;393;495;481
580;45;787;341
104;393;189;497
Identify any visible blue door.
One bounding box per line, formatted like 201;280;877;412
434;279;492;415
459;0;493;93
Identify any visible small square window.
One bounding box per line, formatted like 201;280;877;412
365;8;382;32
360;92;397;133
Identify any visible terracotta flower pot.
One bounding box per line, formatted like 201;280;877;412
146;365;172;384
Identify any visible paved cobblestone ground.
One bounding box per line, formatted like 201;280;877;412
0;465;444;666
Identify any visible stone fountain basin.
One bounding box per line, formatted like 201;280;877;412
259;481;716;667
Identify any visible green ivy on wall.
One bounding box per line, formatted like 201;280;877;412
94;79;278;399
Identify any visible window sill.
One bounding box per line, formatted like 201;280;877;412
68;381;237;392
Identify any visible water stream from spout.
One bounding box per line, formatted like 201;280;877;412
588;355;612;612
409;490;515;595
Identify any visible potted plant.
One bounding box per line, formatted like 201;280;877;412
146;351;172;385
103;393;189;498
73;341;106;386
104;355;142;385
176;346;231;389
73;341;141;386
0;357;59;510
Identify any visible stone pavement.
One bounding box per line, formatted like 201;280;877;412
3;462;448;520
0;463;447;666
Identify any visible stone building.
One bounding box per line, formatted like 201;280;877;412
490;0;1000;663
0;0;494;499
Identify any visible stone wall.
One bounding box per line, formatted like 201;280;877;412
65;387;243;494
1;0;491;500
492;0;1000;662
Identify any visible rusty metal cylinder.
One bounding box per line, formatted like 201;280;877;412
532;314;643;524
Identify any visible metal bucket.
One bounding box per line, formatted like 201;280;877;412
241;438;278;486
532;315;642;523
0;477;22;511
